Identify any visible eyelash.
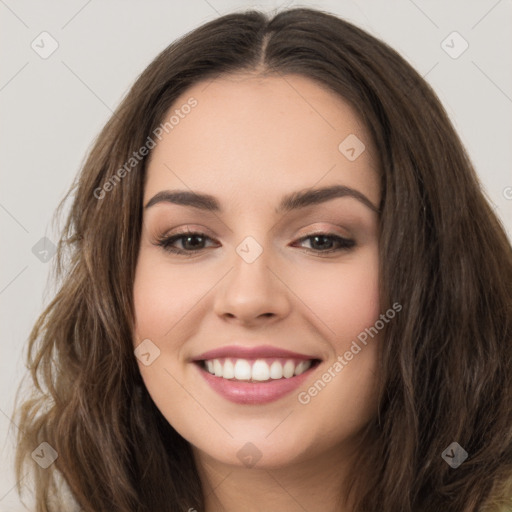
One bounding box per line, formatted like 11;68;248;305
153;229;356;257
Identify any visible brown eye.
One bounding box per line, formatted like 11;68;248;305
294;232;356;256
154;231;217;256
154;230;355;257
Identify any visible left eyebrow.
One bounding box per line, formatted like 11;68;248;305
144;184;380;214
275;184;380;214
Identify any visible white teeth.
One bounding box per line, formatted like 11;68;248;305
203;358;314;381
234;359;252;380
213;359;223;377
283;360;295;378
269;361;283;379
294;361;310;376
251;360;270;381
223;359;235;379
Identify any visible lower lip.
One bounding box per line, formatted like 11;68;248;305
195;362;319;405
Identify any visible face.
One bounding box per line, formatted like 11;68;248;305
133;73;382;470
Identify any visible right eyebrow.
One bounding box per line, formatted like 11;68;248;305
145;190;220;211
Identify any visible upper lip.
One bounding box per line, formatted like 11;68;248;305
191;345;321;362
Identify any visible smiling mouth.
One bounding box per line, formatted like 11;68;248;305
197;357;322;382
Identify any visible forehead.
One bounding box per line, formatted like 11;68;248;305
144;73;380;211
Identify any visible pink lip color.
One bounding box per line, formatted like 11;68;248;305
194;361;318;405
192;344;317;362
191;345;321;404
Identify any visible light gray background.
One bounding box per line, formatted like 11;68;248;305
1;0;511;509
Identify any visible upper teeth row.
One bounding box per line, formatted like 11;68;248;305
204;358;313;381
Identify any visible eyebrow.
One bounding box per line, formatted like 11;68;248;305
144;184;380;214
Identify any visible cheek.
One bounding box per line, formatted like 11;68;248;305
132;254;204;340
133;259;167;338
291;249;380;345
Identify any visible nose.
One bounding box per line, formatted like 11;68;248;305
213;245;292;327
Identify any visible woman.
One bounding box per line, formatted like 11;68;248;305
12;7;512;512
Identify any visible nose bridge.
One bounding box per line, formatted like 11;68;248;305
213;232;291;323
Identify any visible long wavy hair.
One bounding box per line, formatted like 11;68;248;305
11;7;512;512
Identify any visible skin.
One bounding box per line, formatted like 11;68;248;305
133;73;382;512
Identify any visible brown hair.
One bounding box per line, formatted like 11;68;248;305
11;7;512;512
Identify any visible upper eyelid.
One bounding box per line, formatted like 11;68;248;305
161;227;352;240
158;220;354;237
159;230;354;248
